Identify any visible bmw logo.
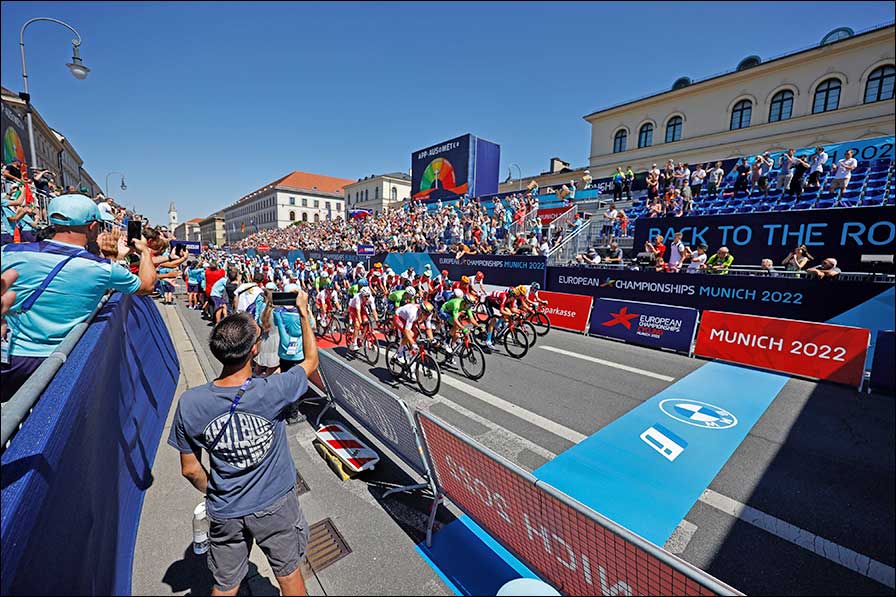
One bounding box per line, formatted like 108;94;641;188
659;399;738;430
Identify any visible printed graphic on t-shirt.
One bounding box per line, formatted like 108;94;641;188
203;412;275;469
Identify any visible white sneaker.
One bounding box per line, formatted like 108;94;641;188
349;342;359;351
444;344;455;354
485;341;495;351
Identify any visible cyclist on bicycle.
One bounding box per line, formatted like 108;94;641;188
483;286;523;350
440;288;476;354
368;268;387;297
388;284;415;310
315;275;338;325
453;274;472;295
347;277;368;299
470;271;487;300
393;299;435;364
348;286;378;351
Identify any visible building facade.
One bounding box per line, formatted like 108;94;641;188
343;172;411;215
174;218;202;241
582;24;894;178
199;213;226;247
1;87;100;193
223;171;353;244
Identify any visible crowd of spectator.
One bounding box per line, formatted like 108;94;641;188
235;192;543;256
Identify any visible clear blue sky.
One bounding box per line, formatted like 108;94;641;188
2;2;893;224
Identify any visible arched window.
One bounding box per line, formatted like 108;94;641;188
612;129;627;153
314;213;319;223
665;116;682;143
375;187;379;200
638;123;653;148
864;65;895;104
365;189;369;201
289;210;295;221
302;212;308;222
813;78;841;113
768;90;794;122
730;100;752;130
391;186;398;201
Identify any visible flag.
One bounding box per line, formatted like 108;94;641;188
23;183;34;205
241;222;245;233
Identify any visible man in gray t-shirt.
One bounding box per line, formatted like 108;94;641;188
169;290;319;595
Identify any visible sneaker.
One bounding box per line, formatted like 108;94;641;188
485;341;496;351
444;344;454;354
349;341;359;351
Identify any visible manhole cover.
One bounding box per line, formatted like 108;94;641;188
295;469;310;496
303;518;351;573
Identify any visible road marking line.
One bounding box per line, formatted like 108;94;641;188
439;375;587;444
431;395;557;463
539;345;676;382
664;520;698;555
699;489;895;589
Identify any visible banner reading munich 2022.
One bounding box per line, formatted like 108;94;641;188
635;206;895;273
411;134;500;203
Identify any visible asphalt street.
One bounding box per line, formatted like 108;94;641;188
174;299;895;596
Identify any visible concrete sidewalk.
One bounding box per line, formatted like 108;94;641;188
131;301;453;596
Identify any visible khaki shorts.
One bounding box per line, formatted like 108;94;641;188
830;177;849;191
207;489;310;591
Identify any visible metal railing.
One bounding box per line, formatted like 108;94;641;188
1;292;112;449
544;204;578;243
547;219;592;264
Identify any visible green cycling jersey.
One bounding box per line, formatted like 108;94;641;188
441;297;473;323
388;289;406;308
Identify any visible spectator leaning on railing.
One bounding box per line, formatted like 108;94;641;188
0;194;157;401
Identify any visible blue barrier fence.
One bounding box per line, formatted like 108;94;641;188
1;294;179;596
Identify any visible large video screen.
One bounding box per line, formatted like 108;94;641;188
411;134;472;202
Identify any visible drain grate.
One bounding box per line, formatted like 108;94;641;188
295;469;310;495
303;518;351;573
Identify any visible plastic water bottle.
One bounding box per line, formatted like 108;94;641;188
192;501;209;555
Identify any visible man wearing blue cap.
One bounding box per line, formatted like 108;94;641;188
0;194;158;401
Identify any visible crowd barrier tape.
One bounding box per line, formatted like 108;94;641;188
313;351;440;545
635;206;895;275
590;298;699;355
868;330;894;394
415;411;742;596
538;290;593;333
0;294;179;596
695;311;870;388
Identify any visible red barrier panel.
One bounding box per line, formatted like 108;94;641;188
417;412;740;596
538;290;593;333
538;207;570;225
695;311;870;387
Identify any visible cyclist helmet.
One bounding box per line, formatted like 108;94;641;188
386;268;395;276
374;262;383;269
421;301;434;314
441;269;449;277
460;275;470;284
513;285;527;296
475;271;484;279
424;270;432;278
357;278;369;287
320;270;330;278
360;286;372;297
453;288;464;299
405;286;417;298
530;282;540;291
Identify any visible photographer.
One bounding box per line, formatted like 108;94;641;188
168;289;318;597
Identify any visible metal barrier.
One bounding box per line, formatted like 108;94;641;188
416;411;742;596
313;351;440;545
547;220;593;265
1;291;111;449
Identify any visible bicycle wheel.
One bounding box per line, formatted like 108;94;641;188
385;343;404;378
503;328;529;359
415;354;441;396
459;344;486;380
520;320;538;348
529;312;551;336
362;332;380;365
329;318;344;345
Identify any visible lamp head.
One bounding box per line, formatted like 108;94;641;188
66;44;89;80
120;177;127;191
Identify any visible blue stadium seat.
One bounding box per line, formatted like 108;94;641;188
736;206;754;214
793;200;815;210
752;203;773;212
718;207;736;215
870;158;892;172
815;198;837;209
866;170;889;182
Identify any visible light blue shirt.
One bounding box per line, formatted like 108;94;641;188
273;307;304;361
186;267;204;285
1;198;12;234
210;276;228;298
1;240;142;357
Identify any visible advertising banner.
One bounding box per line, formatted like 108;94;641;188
473;136;500;197
538;290;593;333
591;298;698;353
170;240;201;255
416;412;740;596
695;311;869;387
356;244;375;256
634;206;895;273
1;101;31;167
869;330;895;394
537;207;571;225
431;253;546;288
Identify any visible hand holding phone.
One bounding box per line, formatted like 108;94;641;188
127;220;142;246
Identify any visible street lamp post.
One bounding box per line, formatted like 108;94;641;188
105;171;127;196
510;163;522;192
19;17;90;169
